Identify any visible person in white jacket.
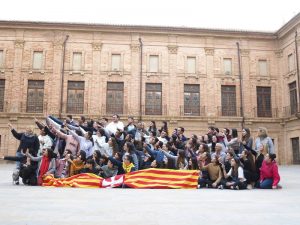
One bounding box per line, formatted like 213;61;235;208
106;114;124;136
37;129;53;156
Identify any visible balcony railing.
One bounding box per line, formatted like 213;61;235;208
180;106;206;116
252;107;278;118
283;104;300;118
217;106;242;117
101;104;128;116
142;105;167;116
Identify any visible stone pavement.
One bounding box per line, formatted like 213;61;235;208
0;162;299;225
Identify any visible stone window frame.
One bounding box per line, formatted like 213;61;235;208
146;53;162;73
70;50;85;74
185;55;198;74
0;48;6;69
287;53;295;73
30;49;46;73
109;53;124;72
257;58;269;77
222;57;234;76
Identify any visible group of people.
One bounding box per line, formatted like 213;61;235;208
1;114;281;189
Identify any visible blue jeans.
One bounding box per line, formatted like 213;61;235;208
15;151;23;170
260;178;273;189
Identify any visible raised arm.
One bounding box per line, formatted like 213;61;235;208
51;127;67;140
68;128;83;144
47;117;62;130
8;124;23;140
34;118;45;130
144;144;157;158
67;124;81;131
48;115;63;126
161;150;177;160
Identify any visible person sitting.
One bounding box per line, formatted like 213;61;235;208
26;147;56;186
68;151;86;176
122;155;136;174
258;153;281;189
99;158;119;178
198;155;222;188
221;157;247;190
80;159;98;174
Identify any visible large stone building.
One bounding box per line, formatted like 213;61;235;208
0;14;299;164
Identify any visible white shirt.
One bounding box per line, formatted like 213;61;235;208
227;167;246;182
158;136;168;145
106;121;124;136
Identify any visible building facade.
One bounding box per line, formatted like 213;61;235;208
0;15;300;164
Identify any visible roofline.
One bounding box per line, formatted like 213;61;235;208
276;12;300;37
0;20;276;38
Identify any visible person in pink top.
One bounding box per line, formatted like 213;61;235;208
259;153;281;189
51;127;79;157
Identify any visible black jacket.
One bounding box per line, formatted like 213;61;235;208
11;129;39;156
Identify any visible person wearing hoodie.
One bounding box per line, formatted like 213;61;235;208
258;153;281;189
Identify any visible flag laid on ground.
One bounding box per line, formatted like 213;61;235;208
43;173;103;188
42;169;199;189
101;175;124;188
124;169;199;189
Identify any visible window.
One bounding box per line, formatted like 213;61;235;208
223;58;232;75
0;80;5;112
27;80;44;113
149;55;159;73
257;87;272;117
292;137;300;164
258;60;267;76
72;52;82;71
289;81;298;115
32;51;43;70
187;57;196;74
288;54;294;72
0;50;3;68
111;54;121;71
106;82;124;114
221;85;236;116
145;83;162;115
67;81;84;114
184;84;200;115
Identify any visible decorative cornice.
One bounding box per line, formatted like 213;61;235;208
240;49;250;57
52;40;63;50
205;47;214;56
168;45;178;54
92;42;102;51
131;44;140;52
14;40;24;49
275;50;283;58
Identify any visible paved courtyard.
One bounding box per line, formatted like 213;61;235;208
0;162;299;225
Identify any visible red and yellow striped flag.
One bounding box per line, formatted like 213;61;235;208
43;173;103;188
124;169;199;189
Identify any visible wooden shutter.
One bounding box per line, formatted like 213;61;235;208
184;84;200;115
106;82;124;114
145;83;162;115
257;87;272;117
289;81;298;115
27;80;44;113
221;85;236;116
67;81;84;114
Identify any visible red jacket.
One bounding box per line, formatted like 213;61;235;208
260;160;280;186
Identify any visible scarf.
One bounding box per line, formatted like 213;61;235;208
122;162;135;173
38;156;50;185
